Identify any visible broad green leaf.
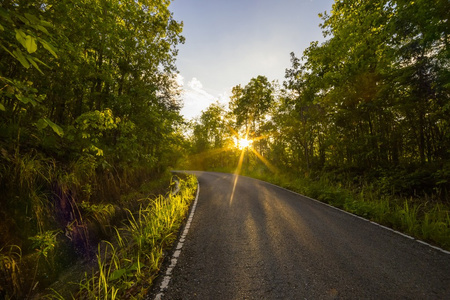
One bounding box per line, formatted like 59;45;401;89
25;35;37;53
0;103;5;111
16;94;37;106
40;20;53;28
17;15;30;25
0;24;4;31
36;118;64;136
15;29;37;53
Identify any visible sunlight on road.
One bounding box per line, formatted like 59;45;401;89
230;149;245;205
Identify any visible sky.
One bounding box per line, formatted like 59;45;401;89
170;0;335;120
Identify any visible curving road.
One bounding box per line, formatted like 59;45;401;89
153;171;450;299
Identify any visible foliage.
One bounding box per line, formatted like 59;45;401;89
29;230;60;259
0;0;185;297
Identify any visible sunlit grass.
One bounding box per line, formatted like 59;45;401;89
72;175;198;299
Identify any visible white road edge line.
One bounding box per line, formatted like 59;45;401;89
154;182;200;300
259;179;450;256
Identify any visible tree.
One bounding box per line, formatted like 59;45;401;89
230;75;274;154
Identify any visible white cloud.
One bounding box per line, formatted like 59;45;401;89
180;77;218;120
188;77;203;91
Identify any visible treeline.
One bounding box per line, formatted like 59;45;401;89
186;0;449;198
0;0;184;297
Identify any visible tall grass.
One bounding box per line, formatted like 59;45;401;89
73;174;198;299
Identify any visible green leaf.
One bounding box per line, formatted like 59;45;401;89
25;35;37;53
36;118;64;136
109;268;126;281
0;103;5;111
17;15;30;25
40;40;57;58
127;262;140;272
36;25;49;35
0;24;4;31
24;13;40;24
32;56;50;68
15;29;38;53
43;118;64;137
40;20;53;28
15;29;27;48
28;57;44;74
16;94;36;106
36;118;48;130
12;49;30;68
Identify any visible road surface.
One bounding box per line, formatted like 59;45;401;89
152;171;450;299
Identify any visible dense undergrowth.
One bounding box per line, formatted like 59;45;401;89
0;169;197;299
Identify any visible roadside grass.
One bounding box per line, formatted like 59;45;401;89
239;170;450;252
54;174;198;299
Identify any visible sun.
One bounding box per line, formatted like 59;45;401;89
234;137;253;150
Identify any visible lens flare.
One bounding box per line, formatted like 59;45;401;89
234;137;253;149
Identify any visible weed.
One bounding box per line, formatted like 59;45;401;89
0;245;23;298
29;230;60;260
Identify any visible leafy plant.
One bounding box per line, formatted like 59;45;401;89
29;230;60;259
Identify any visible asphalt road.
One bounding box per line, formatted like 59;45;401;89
153;171;450;299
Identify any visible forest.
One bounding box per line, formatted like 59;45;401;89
0;0;449;298
0;0;192;298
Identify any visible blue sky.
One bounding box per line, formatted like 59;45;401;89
170;0;335;119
